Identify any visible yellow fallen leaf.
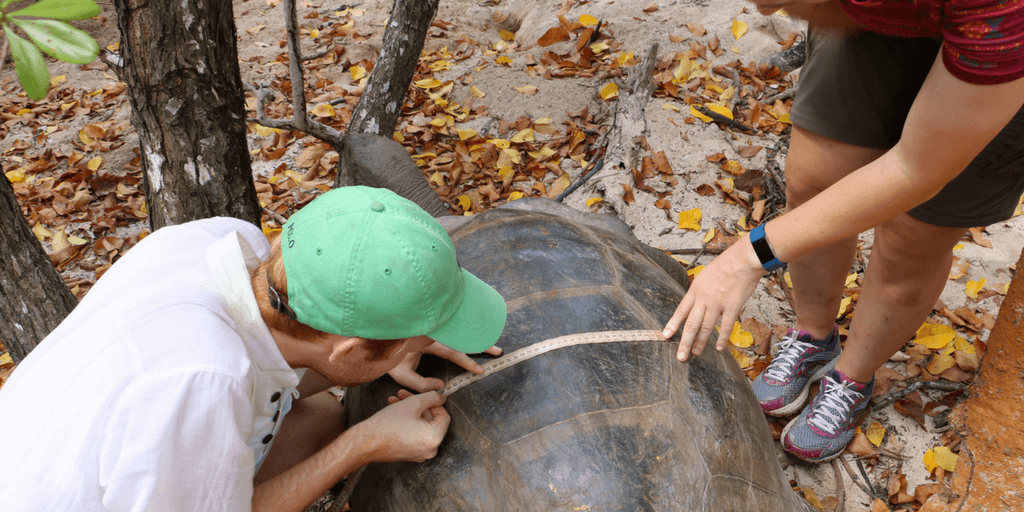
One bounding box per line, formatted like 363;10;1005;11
33;223;52;241
687;265;705;278
732;18;748;39
458;129;477;140
729;346;753;369
470;85;485;98
514;85;539;95
926;352;956;374
510;128;534;143
51;230;69;253
678;208;702;230
953;243;965;250
933;446;958;472
924;447;958;474
702;228;715;243
663;103;681;112
247;23;265;35
0;352;13;366
456;195;472;211
586;197;604;207
414;78;443;89
308;27;320;39
798;487;825;510
496;56;513;66
729;321;753;348
488;138;511;149
68;235;88;246
508;191;524;201
87;156;102;171
79;130;94;145
914;323;957;350
50;74;67;86
579;14;598;26
845;273;859;288
590;41;609;53
5;169;27;183
253;124;281;137
600;82;619;101
429;171;444;188
499;29;516;42
965;278;986;300
865;421;885;447
784;271;792;288
674;58;693;80
777;113;792;124
350;65;366;80
311;103;335;118
527;147;556;159
837;295;854;319
617;51;635;66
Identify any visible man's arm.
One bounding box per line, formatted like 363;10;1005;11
252;391;450;512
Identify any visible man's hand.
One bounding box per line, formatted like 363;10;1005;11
388;342;503;392
359;390;451;463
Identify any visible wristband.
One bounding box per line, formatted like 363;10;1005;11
750;224;785;272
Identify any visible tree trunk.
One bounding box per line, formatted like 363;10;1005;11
346;0;438;137
113;0;261;231
0;177;77;364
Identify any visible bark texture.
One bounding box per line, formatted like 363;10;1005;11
344;0;439;138
0;177;77;363
113;0;261;230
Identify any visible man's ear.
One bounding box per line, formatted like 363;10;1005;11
328;336;364;364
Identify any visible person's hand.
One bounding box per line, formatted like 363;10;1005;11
357;390;451;463
662;236;765;362
387;342;503;393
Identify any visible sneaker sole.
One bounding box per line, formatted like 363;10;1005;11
763;351;840;417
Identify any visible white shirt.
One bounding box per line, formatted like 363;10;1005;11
0;217;301;512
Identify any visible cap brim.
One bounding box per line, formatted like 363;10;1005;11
427;270;507;353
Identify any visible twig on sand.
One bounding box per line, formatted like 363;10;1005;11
839;455;875;498
831;459;846;512
872;380;967;411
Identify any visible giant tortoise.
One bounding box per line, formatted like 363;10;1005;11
342;198;807;511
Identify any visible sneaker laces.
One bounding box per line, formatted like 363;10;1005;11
807;375;861;435
764;332;813;381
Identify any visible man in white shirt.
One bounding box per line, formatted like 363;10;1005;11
0;186;507;512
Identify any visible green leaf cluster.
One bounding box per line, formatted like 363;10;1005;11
2;0;101;100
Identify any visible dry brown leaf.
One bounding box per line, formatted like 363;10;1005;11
643;2;659;13
968;227;993;248
622;183;635;204
737;145;763;158
537;26;572;47
692;183;715;196
845;432;879;458
871;498;892;512
686;22;706;36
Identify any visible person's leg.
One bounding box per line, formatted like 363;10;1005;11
785;127;888;339
254;390;344;486
835;214;968;383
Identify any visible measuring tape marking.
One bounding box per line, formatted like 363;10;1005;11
442;329;666;396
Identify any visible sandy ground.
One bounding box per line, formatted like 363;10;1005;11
3;0;1023;510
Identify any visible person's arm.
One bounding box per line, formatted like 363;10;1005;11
252;391;450;512
665;49;1024;359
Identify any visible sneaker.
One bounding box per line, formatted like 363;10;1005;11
781;369;874;463
752;326;841;416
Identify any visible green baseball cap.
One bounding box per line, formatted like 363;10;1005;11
280;186;506;353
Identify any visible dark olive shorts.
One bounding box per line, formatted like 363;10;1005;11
790;27;1024;228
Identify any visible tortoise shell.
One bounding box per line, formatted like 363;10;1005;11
343;201;807;511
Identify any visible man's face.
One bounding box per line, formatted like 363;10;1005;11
317;335;434;387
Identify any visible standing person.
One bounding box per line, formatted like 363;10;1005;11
664;0;1024;463
0;186;507;511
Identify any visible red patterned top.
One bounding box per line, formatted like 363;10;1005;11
838;0;1024;84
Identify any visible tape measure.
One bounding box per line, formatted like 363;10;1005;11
327;328;669;512
442;329;667;396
